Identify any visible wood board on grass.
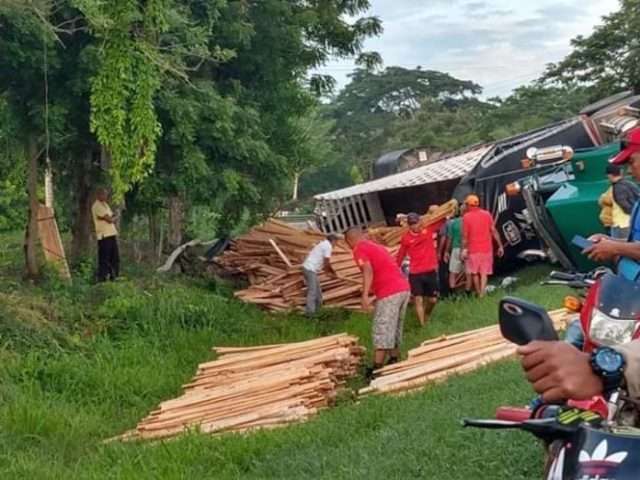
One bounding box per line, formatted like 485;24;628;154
37;204;71;280
359;308;577;397
113;333;365;442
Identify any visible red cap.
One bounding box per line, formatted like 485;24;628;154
611;127;640;165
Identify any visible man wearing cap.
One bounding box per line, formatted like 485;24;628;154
345;227;410;377
605;163;640;239
461;194;504;297
396;210;445;326
587;128;640;268
302;234;339;316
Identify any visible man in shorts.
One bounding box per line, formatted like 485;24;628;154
461;194;504;297
443;207;466;293
345;227;410;378
396;211;444;326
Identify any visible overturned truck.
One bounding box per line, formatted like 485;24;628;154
314;91;640;267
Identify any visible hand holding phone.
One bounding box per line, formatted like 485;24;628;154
572;235;593;251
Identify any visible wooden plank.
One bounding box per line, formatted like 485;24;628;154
268;239;293;268
37;204;71;280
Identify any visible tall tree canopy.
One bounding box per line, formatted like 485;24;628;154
327;67;483;179
0;0;382;273
543;0;640;96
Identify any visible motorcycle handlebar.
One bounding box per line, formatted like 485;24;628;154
549;271;579;281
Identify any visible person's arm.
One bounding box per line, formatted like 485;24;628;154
361;262;374;311
491;224;504;257
93;204;115;224
396;239;407;267
614;341;640;398
461;219;468;260
517;339;640;401
323;257;336;276
585;239;640;262
517;341;603;402
615;182;638;214
441;235;451;263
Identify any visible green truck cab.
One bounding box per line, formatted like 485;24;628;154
521;143;622;272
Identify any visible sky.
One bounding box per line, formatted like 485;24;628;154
316;0;620;98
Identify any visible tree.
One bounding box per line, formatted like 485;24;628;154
287;109;335;201
543;0;640;96
328;67;482;181
132;0;383;240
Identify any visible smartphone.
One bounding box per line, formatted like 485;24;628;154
571;235;593;251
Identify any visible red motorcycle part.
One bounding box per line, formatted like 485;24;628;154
567;396;608;418
495;406;531;422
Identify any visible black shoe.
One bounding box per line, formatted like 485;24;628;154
386;356;400;366
365;366;375;381
365;364;383;381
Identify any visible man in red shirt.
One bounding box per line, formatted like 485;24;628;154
461;194;504;297
345;227;410;377
396;211;445;326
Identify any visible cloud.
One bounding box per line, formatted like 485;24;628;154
314;0;620;98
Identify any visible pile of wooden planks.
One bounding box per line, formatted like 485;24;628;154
216;201;457;312
116;334;364;441
359;309;576;397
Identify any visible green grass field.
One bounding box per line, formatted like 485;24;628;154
0;235;570;479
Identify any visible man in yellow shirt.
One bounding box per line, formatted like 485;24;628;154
91;188;120;281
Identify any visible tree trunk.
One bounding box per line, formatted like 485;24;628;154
292;171;300;201
71;151;94;259
24;137;40;278
148;210;160;260
168;194;185;249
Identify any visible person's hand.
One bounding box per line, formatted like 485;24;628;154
443;252;450;263
584;238;619;262
588;233;610;243
497;245;505;258
517;341;603;402
361;295;374;312
460;249;468;261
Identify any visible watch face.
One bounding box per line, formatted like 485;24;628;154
595;348;624;373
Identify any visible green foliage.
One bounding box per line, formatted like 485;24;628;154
0;240;569;479
0;97;27;231
543;0;640;96
328;67;483;178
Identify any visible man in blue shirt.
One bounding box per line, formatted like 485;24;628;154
586;128;640;267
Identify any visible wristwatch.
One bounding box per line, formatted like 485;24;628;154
590;347;626;394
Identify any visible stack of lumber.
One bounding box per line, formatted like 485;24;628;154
359;308;576;397
117;334;364;441
216;201;456;312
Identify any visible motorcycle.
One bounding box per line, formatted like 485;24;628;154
543;269;640;355
463;291;640;479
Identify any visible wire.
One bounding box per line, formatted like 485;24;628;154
43;32;50;164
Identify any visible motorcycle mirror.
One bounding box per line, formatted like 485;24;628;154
499;297;559;345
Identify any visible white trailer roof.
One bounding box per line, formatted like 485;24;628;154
314;145;494;201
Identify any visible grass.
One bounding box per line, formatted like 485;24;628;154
0;236;571;479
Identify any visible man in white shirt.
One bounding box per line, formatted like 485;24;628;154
302;234;339;316
91;187;120;282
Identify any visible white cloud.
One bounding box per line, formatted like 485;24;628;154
315;0;619;98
